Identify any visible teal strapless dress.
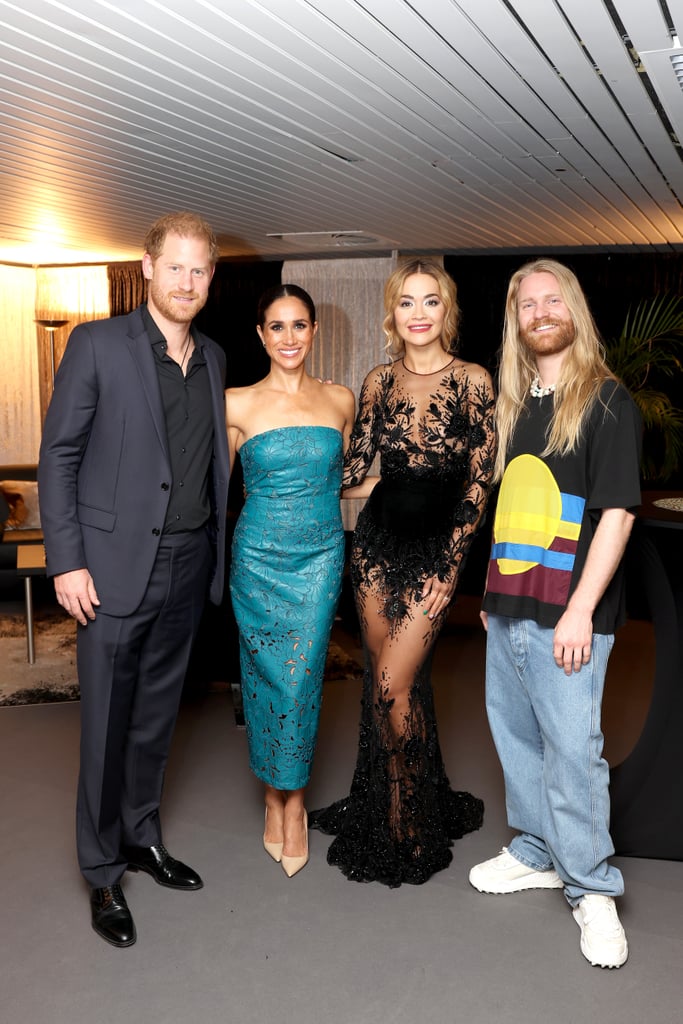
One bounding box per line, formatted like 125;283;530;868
230;426;345;789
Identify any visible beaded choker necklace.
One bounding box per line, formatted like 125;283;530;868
530;376;555;398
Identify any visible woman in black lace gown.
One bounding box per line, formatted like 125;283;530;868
310;259;496;886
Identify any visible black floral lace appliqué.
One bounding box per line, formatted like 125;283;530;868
310;360;495;886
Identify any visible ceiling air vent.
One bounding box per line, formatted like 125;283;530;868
638;45;683;149
671;51;683;87
266;230;398;250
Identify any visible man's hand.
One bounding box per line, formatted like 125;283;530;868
551;507;635;676
54;569;100;625
553;606;592;676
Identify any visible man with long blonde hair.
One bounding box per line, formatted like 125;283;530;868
469;259;641;969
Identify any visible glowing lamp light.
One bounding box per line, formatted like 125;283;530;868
35;318;69;391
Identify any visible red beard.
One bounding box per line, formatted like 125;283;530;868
521;317;575;356
148;282;206;324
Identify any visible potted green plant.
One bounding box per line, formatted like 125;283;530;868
604;295;683;482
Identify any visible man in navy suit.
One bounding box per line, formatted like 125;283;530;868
38;211;229;947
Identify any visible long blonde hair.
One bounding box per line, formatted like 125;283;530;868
495;258;616;480
382;258;460;357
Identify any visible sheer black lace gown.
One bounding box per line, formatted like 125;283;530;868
309;357;496;886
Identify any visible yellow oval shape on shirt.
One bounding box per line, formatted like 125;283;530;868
495;454;562;574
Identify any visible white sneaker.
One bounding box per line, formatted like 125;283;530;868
572;894;628;968
469;847;564;893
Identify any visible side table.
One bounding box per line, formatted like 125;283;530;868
15;543;46;664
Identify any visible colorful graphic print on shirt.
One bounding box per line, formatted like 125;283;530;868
487;454;585;607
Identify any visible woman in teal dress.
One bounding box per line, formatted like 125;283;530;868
226;285;371;877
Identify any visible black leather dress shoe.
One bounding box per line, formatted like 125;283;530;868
90;885;136;947
122;843;203;890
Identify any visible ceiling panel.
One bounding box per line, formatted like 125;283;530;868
0;0;681;264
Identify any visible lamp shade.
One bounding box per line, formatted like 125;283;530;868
35;319;69;330
35;319;70;398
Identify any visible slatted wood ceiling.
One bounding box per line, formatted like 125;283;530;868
0;0;681;263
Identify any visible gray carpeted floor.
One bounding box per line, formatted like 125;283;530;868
1;597;681;1024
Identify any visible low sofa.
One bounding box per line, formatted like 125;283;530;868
0;465;42;581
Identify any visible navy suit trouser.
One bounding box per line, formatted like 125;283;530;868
75;528;212;887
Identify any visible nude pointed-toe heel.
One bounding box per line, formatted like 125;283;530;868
263;809;283;863
281;811;309;877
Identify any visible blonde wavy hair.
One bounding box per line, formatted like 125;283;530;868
494;258;616;481
382;258;460;357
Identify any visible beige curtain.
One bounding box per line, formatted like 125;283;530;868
1;265;41;464
283;256;395;394
283;256;396;527
34;266;109;423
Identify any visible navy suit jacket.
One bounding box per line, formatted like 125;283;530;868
38;306;229;616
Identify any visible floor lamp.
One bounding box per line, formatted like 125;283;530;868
34;319;69;393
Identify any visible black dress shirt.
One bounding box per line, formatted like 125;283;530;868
142;305;215;534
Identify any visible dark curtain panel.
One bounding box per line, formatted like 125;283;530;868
107;261;146;316
194;259;283;386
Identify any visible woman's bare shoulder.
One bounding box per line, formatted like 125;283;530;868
225;382;266;430
310;379;355;422
225;382;262;399
453;359;493;388
323;381;355;403
366;360;394;378
359;361;394;390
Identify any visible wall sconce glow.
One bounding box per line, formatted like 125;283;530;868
0;239;137;263
0;207;137;264
35;267;110;321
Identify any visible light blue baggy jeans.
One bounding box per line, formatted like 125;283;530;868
485;613;624;906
